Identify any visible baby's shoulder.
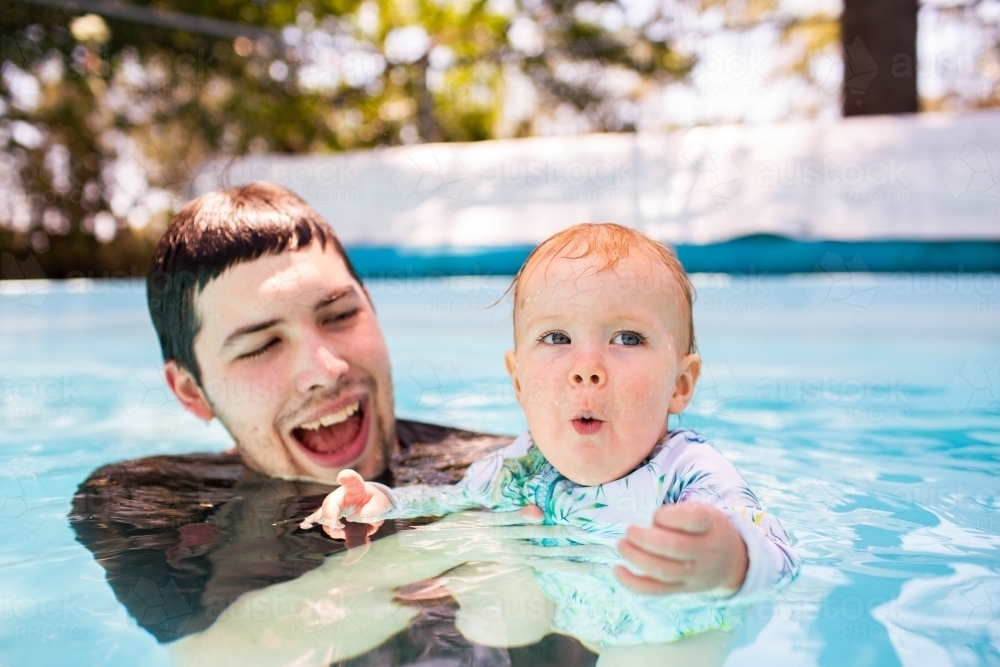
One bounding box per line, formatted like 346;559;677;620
498;431;536;458
647;429;736;472
655;428;721;456
462;431;543;483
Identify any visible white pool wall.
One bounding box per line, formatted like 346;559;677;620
191;110;1000;247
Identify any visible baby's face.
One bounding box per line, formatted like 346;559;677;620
505;252;700;486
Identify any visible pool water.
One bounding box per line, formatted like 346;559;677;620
1;273;998;666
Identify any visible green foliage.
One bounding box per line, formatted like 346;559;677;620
2;0;696;276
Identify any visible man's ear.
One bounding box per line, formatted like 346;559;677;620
504;350;522;401
164;360;215;421
668;353;701;414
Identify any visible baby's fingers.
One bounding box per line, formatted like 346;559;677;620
617;537;698;585
336;469;370;511
299;508;323;530
320;489;348;526
623;524;702;561
614;565;687;596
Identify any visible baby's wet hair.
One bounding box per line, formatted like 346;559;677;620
507;223;697;354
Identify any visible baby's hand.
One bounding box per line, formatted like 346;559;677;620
299;470;393;540
614;502;748;597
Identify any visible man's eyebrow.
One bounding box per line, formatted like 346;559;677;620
220;288;359;350
222;319;282;349
314;286;358;311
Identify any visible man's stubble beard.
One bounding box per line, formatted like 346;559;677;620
206;376;397;483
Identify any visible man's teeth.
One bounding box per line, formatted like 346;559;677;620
298;402;360;431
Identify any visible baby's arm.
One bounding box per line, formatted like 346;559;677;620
302;441;519;539
299;469;395;539
616;437;798;599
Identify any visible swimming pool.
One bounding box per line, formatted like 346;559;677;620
1;271;998;666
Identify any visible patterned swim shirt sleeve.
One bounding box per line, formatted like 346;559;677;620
658;429;800;599
377;432;537;520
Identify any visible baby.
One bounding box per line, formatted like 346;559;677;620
302;223;798;599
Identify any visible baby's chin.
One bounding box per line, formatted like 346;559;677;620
551;458;629;486
564;470;617;486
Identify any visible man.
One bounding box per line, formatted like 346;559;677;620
70;182;517;646
147;181;493;486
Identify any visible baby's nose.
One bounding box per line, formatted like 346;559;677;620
570;365;606;387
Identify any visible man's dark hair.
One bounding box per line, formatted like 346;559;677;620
146;182;362;386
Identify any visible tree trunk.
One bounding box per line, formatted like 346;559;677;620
841;0;919;116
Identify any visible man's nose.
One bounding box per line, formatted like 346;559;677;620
296;340;349;394
569;355;607;388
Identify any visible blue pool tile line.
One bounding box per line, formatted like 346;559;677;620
346;236;1000;277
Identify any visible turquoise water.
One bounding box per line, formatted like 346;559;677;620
1;273;998;666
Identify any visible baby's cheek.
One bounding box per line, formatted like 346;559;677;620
520;372;565;409
616;378;671;427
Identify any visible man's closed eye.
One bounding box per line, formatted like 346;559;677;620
239;338;279;360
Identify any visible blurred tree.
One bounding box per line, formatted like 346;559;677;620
917;0;1000;112
841;0;918;115
1;0;694;277
3;0;999;277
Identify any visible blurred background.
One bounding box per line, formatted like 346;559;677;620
2;0;999;277
2;5;999;666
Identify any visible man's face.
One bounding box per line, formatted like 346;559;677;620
505;253;699;486
189;243;395;482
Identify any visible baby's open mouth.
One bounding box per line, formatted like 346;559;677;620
572;416;604;435
291;399;369;466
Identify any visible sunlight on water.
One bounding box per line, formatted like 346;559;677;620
1;274;998;666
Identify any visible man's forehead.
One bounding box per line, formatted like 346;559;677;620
196;246;357;326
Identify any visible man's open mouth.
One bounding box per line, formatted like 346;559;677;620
290;398;370;467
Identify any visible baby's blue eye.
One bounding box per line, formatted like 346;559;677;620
541;331;571;345
612;331;644;346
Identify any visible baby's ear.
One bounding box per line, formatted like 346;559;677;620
668;353;701;414
504;350;522;398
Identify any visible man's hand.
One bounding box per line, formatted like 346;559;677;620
299;469;392;540
614;502;748;597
